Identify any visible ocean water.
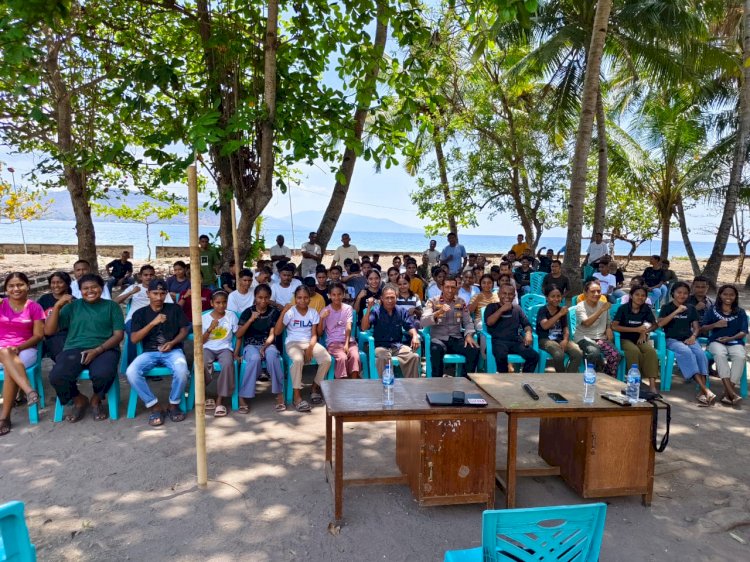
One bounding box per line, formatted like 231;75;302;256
0;219;732;260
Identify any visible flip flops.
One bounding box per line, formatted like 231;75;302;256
274;403;287;412
26;390;40;407
91;403;108;421
0;418;11;436
148;410;165;427
294;400;311;412
167;408;186;423
310;392;324;406
66;402;88;423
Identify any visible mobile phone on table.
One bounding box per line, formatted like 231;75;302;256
547;392;568;404
452;391;466;404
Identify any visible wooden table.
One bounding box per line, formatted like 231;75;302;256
321;378;503;523
469;373;655;509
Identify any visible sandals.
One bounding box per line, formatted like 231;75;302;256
294;400;311;412
66;402;88;423
274;402;287;412
720;396;733;406
148;410;165;427
167;408;186;423
706;391;717;405
26;390;39;407
214;405;228;417
205;398;216;410
91;403;108;421
310;392;324;406
0;418;11;436
238;405;250;414
732;396;743;406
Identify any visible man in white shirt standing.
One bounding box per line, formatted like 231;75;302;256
423;239;440;269
331;233;360;267
300;232;322;278
583;232;609;267
268;235;292;273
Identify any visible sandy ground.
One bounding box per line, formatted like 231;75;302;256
1;365;749;561
1;252;750;561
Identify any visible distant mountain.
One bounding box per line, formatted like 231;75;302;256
40;190;219;225
40;191;421;233
264;211;422;234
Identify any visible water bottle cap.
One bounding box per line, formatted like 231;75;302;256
632;364;638;368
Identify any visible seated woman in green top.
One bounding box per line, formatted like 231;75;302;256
45;273;125;422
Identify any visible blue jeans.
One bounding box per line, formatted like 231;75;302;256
667;339;708;381
239;345;284;397
125;349;190;407
648;286;668;305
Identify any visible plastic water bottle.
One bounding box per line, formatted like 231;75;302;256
626;364;641;403
382;361;395;407
583;363;596;404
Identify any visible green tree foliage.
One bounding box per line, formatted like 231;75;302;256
91;200;187;260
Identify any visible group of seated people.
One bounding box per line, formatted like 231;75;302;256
0;234;745;434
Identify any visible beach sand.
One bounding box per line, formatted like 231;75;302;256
1;251;749;561
1;367;749;561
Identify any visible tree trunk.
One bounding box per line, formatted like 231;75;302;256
501;95;535;247
659;210;670;260
316;0;388;251
235;0;278;260
675;196;700;276
561;0;612;291
592;87;608;236
703;0;750;283
736;241;746;283
46;33;98;270
433;124;457;234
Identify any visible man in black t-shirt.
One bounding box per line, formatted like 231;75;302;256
536;248;554;273
125;279;190;426
643;255;667;304
106;251;134;292
541;260;571;297
484;285;539;373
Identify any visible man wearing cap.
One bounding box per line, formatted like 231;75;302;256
125;279;191;427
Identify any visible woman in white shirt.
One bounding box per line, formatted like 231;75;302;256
201;291;238;417
274;286;331;412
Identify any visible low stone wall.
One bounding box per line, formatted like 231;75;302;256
0;243;134;256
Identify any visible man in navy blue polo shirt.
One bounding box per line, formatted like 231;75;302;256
361;285;421;377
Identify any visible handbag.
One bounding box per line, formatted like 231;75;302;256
639;384;671;453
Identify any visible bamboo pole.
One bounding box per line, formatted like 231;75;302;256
230;198;241;271
187;164;208;488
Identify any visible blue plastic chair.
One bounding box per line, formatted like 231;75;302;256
481;307;536;373
0;501;36;562
582;264;594;281
444;503;607;562
53;369;121;422
359;327;419;379
126;342;190;417
526;304;553;372
0;343;44;425
520;293;546;318
529;272;547;295
661;337;748;398
423;325;476;377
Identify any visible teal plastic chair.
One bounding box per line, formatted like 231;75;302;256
444;503;607;562
520;293;546;318
423;325;476;377
529;272;547;295
0;343;44;425
359;328;419;379
480;307;533;373
660;338;748;398
53;369;120;422
526;304;553;372
0;501;36;562
582;265;594;281
126;342;189;417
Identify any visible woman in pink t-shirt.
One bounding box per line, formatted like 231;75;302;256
317;282;361;379
0;272;45;435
